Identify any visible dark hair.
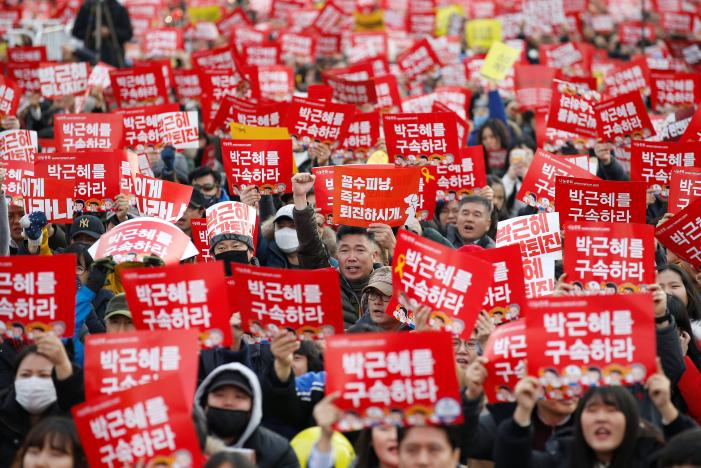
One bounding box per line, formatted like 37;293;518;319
336;225;374;244
61;243;94;270
397;425;461;450
458;195;492;216
189;165;220;185
12;345;40;376
293;340;324;373
203;451;256;468
568;386;640;468
657;264;701;321
657;428;701;467
354;428;382;468
476;119;511;151
12;416;87;468
667;294;701;371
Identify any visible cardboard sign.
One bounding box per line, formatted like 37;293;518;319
668;167;701;214
341;111;381;152
0;254;76;341
89;217;198;265
0;129;37;163
517;149;597;212
472;244;527;325
190;219;213;263
284;97;355;146
230;265;344;340
54;113;124;152
109;66;169;108
84;329;199;406
602;58;649;98
656;197;701;268
483;319;527;403
332;165;435;228
526;294;656;399
116;103;180;151
325;331;463;430
72;377;203;468
547;80;600;138
133;174;192;223
205;201;258;247
630;140;701;197
389;231;493;338
20;176;75;224
396;38;442;79
38;62;90;99
221;139;293;195
563;222;656;294
650;70;701;112
480;41;520;82
35;151;126;213
383;112;460;164
121;262;232;348
0;75;20;118
157;111;199;149
434;146;487;199
322;72;377;105
594;91;654;142
555;177;647;225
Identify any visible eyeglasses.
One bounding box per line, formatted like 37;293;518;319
453;338;478;351
193;183;217;192
368;291;391;303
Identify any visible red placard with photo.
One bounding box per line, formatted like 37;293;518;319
121;262;232;348
325;331;463;430
157;111;199;149
37;62;90;99
594;91;654;142
483;319;527;403
221;139;293;195
133;174;192;223
332;165;436;227
547;80;600;138
555;176;647;225
602;58;649;98
383;112;460;165
0;254;76;341
434;146;487;199
20;176;75;223
284;97;355;146
388;231;493;338
230;265;343;340
208;96;284;134
109;66;169;108
517;149;597;212
205;201;258;247
656;197;701;268
396;38;442;79
563;222;656;294
116;103;180;151
668;167;701;214
73;377;204;468
0;129;37;163
2;159;33;205
0;76;20;118
630;140;701;196
322;72;377;105
312;166;336;223
190;219;213;263
89;217;197;265
650;70;701;112
54;113;124;152
84;329;199;405
8;45;47;63
340;111;381;152
526;294;656;399
472;244;527;325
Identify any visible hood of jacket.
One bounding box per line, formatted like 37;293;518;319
193;362;263;448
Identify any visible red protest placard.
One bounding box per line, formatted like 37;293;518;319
325;331;463;430
241;42;281;67
230;265;344;340
400;93;437;114
7;62;41;94
383;112;460;165
322;72;377;105
116;103;180;151
54;113;124;152
539;42;592;75
594;91;654;142
109;66;169;108
35;151;126;213
8;45;47;63
205;201;258;247
483;319;527;403
279;31;316;64
312;166;335;222
121;262;232;348
89;217;198;265
0;76;20;118
602;58;649;98
209;96;284;134
668;168;701;214
311;1;345;33
133;174;192;223
555;176;647;225
157;111;199;149
190;219;213;263
221;139;293;196
472;244;527;325
396;38;442;79
173;69;202;102
514;64;556;110
389;231;493;338
246;64;294;102
142;28;184;58
526;294;656;399
517;149;597;211
656;197;701;268
284;97;355;146
650;70;701;112
73;377;204;468
374;75;402;112
563;222;656;294
37;62;90;99
547;80;600;138
2;159;33;205
434;86;472;121
341;111;381;152
630;140;701;196
0;254;76;341
20;177;75;223
434;146;487;200
332;165;435;228
432;102;468;147
192;45;236;70
84;329;199;405
0;129;37;163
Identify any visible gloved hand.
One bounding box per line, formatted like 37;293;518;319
86;256;116;293
20;212;48;252
161;145;175;172
142;254;164;268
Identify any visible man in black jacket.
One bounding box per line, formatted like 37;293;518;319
72;0;133;67
446;195;496;249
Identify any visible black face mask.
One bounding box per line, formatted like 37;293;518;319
214;250;250;276
206;407;250;440
202;195;218;209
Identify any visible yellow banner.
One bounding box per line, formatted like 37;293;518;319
188;5;222;23
230;123;290;140
355;9;385;31
465;19;502;50
480;42;520;82
435;5;464;37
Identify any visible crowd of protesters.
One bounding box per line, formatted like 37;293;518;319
2;0;701;466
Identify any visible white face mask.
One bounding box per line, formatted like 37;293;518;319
275;227;299;254
15;376;57;414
